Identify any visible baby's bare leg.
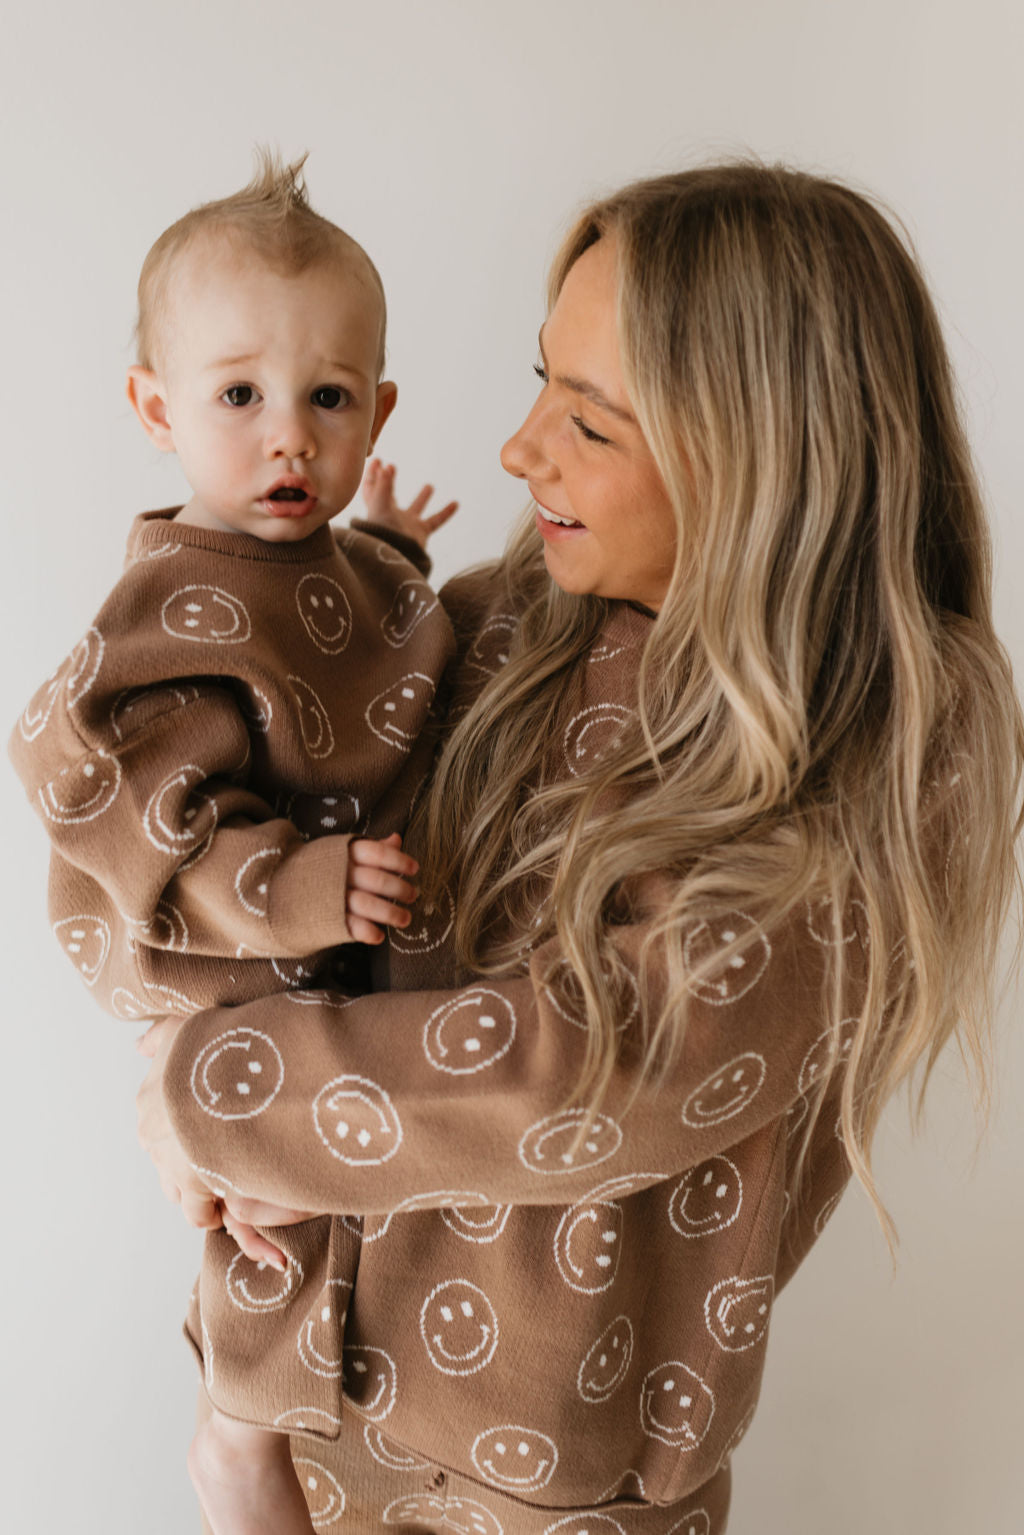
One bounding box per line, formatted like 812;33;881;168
189;1399;315;1535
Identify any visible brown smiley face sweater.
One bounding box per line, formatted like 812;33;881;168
157;563;891;1526
8;508;455;1016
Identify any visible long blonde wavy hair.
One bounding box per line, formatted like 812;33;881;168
419;163;1023;1235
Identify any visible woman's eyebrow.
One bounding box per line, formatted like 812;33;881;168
538;327;636;425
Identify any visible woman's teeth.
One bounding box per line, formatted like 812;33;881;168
538;506;581;527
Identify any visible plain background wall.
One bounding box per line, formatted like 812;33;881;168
1;2;1021;1530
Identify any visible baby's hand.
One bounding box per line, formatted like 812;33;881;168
346;832;420;945
361;459;458;550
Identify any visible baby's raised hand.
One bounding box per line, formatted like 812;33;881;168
346;831;420;945
361;459;458;550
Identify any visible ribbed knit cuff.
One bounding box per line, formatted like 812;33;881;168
267;835;354;952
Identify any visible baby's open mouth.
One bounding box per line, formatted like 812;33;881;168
269;487;308;502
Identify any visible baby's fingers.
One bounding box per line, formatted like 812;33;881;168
350;836;419;878
222;1212;288;1272
347;887;414;935
422;499;458;533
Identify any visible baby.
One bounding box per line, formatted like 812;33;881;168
10;153;456;1534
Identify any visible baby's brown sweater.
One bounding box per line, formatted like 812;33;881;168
9;509;454;1015
158;566;877;1519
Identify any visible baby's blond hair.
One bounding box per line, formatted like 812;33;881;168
134;148;386;373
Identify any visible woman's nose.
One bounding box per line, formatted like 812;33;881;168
500;401;552;482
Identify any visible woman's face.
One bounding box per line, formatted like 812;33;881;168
500;238;678;611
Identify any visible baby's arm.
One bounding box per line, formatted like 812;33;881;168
361;459;458;549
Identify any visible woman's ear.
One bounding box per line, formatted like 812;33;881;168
126;367;175;452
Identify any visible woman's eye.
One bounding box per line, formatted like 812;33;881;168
312;385;349;410
533;363;548;384
222;385;256;407
572;414;611;446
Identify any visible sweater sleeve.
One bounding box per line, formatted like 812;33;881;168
9;641;355;968
162;906;849;1212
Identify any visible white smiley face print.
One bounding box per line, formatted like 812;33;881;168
383;1495;447;1528
466;613;517;676
287;675;335;759
554;1199;623;1294
293;1458;345;1528
226;1248;304;1312
545;1518;626;1535
133;899;189;951
142;763;217;856
704;1274;773;1352
381;580;439;647
668;1157;744;1239
419;1279;499;1377
341;1344;397;1421
161;584;252;643
190;1027;284;1120
313;1075;403;1165
440;1203;512;1245
39;749;121;824
362;1423;428;1470
798;1018;858;1096
471;1425;559;1492
440;1496;505;1535
234;847;282;918
18;665;63;742
518;1109;623;1176
111;987;152;1021
296;573;353;654
53;914;110;985
284;790;361;838
683;911;771;1005
109;682;201;741
389;886;454;956
239;685;273;733
366;672;436;750
423;990;517;1076
805;894;869;948
576;1314;634;1403
563;704;632;777
639;1362;716;1451
681;1053;767;1129
666;1512;711;1535
542;957;639;1033
65;626;106;707
297;1278;351;1378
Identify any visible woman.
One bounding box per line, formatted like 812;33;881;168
140;163;1023;1532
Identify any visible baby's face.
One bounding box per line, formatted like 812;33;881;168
148;243;393;541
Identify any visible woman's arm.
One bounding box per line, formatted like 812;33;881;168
156;909;846;1215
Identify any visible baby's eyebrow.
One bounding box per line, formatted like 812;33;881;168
537;326;636;425
204;354;258;371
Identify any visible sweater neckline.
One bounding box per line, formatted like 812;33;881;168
129;507;338;565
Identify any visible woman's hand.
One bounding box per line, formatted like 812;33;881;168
361;458;458;549
136;1017;315;1272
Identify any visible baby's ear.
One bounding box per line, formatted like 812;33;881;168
126;367;175;451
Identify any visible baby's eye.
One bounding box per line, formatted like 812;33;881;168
221;385;257;407
312;385;351;410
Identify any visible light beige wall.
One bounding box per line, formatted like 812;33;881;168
1;2;1020;1529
